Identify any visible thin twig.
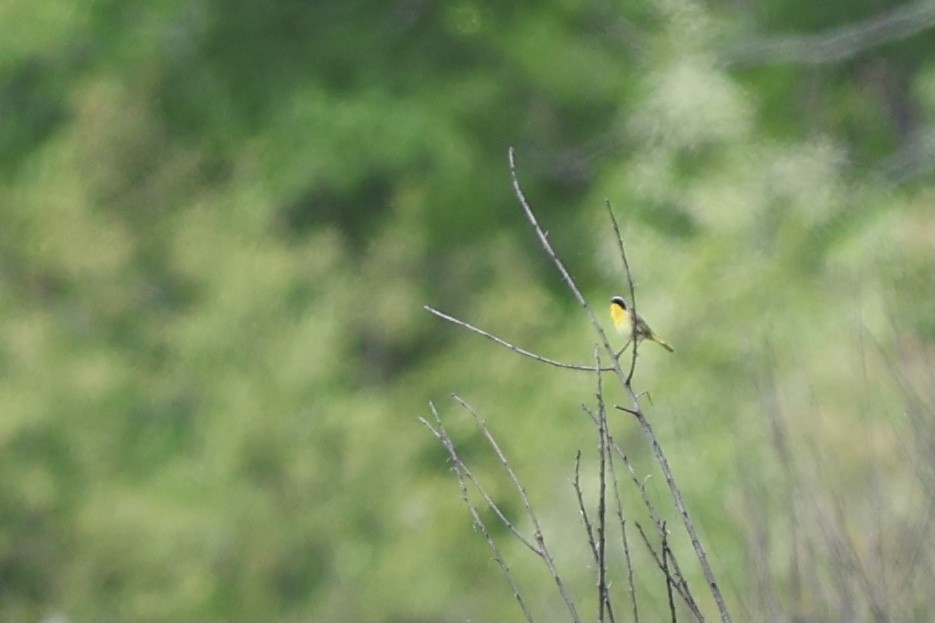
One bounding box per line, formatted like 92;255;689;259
614;409;706;622
429;149;729;623
606;201;640;383
603;200;732;623
595;400;706;616
619;510;640;622
603;419;639;622
453;395;582;623
634;522;703;622
508;149;619;365
594;414;666;546
721;0;935;67
594;347;614;623
422;406;540;555
663;522;679;623
660;537;703;622
420;405;537;623
589;390;704;618
423;423;538;542
424;305;614;372
574;450;599;563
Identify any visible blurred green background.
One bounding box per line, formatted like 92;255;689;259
1;0;933;620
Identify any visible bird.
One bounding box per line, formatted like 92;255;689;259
610;296;674;352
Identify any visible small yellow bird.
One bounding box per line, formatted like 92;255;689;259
610;296;674;352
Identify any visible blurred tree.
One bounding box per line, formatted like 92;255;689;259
0;0;931;620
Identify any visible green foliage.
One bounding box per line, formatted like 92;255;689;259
0;0;932;620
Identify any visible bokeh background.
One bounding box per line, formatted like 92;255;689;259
2;0;934;620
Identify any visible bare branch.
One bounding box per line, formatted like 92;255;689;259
574;450;599;563
602;199;732;623
420;405;537;623
508;148;621;369
634;522;704;622
606;201;641;383
593;401;713;620
424;407;540;555
613;405;716;622
424;150;733;623
615;499;640;622
722;0;935;67
593;347;614;623
424;305;614;372
662;522;678;623
453;395;582;623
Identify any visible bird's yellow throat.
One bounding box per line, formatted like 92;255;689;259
610;300;630;331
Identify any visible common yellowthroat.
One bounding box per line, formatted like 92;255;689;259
610;296;674;352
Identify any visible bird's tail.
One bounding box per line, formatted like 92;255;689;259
650;334;675;353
